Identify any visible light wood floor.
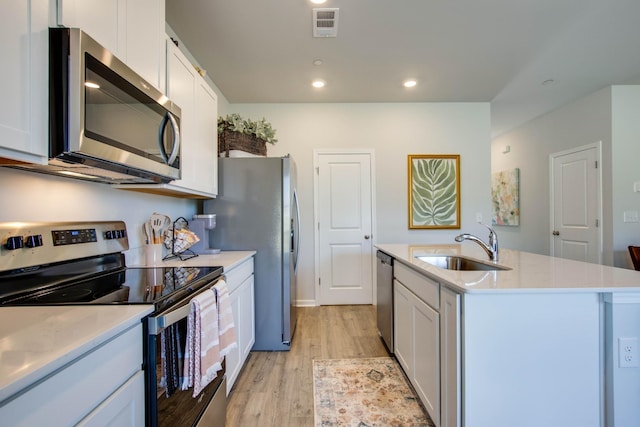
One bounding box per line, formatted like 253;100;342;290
226;305;390;426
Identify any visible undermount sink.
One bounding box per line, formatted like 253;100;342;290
416;255;511;271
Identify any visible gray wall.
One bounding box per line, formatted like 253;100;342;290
229;102;492;304
492;85;640;269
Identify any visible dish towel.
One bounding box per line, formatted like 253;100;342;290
160;323;185;398
214;279;237;358
182;289;223;397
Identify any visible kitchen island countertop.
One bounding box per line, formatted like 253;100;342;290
376;243;640;293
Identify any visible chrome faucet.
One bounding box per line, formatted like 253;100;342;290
454;224;499;261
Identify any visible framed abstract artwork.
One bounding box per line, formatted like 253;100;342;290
408;154;460;229
491;168;520;226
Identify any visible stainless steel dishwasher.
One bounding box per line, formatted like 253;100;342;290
376;250;394;353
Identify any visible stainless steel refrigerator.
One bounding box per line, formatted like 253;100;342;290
202;155;300;351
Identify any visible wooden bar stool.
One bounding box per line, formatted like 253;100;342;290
628;246;640;271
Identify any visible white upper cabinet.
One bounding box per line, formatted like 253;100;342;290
164;40;218;197
0;0;49;164
57;0;165;91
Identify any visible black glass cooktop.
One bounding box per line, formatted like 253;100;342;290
0;254;222;312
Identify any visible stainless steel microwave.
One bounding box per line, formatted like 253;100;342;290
16;28;181;184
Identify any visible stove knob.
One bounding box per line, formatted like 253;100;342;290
25;234;43;248
5;236;24;250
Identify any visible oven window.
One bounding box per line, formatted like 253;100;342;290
153;317;225;427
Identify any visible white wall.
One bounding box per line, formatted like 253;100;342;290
230;102;491;303
611;86;640;268
491;88;613;261
0;167;197;263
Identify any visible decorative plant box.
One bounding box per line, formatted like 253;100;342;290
218;129;267;157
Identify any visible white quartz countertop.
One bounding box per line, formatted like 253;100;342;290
0;305;153;404
127;250;255;271
376;243;640;293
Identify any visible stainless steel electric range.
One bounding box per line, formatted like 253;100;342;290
0;221;226;427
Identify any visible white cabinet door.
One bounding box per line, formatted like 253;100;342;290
413;296;440;427
193;79;218;195
76;371;145;427
124;0;165;90
237;274;255;362
440;287;461;427
57;0;165;90
57;0;125;56
166;40;197;188
394;275;441;427
162;40;218;198
224;257;255;394
0;0;48;163
394;280;413;376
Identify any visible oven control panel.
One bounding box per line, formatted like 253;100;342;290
52;228;97;246
0;221;129;271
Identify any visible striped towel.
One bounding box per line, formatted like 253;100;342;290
182;289;223;397
214;279;237;358
161;323;185;398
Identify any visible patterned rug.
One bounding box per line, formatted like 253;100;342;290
312;357;434;427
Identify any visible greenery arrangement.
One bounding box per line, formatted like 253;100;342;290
217;113;278;145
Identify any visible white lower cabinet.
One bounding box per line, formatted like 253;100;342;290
0;324;144;426
394;276;440;427
224;257;255;394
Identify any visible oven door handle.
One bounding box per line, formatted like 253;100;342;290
147;276;224;335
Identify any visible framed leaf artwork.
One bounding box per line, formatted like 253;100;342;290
408;154;461;229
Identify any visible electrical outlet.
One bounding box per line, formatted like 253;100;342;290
619;337;639;368
476;213;483;223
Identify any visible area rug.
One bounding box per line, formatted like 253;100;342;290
312;357;434;427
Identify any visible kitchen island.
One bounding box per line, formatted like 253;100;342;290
376;243;640;427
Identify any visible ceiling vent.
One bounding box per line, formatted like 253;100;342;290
313;8;339;37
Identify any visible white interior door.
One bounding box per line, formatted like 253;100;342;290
315;151;374;305
550;143;601;263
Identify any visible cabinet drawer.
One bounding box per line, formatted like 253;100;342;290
395;262;439;310
224;257;254;294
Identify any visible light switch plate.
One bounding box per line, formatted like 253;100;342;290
634;182;640;193
624;211;639;223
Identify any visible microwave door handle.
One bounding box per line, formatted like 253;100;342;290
158;112;180;165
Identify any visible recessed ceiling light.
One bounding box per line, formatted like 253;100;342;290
403;79;417;88
310;0;327;4
84;81;100;89
312;79;325;88
542;79;555;86
313;59;324;66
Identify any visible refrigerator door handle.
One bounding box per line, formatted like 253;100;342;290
292;188;301;273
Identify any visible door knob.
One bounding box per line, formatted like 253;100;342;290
552;230;560;236
364;235;370;239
